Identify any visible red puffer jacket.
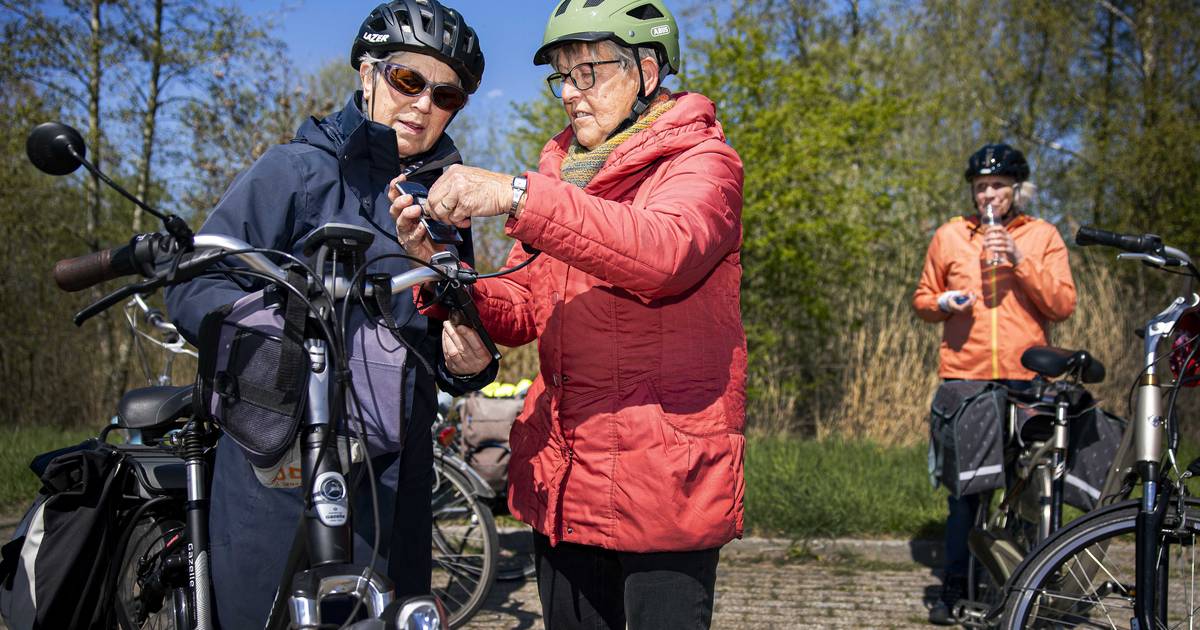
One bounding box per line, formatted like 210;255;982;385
475;92;746;552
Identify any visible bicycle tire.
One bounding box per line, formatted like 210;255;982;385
495;525;536;582
1002;496;1200;629
431;461;499;628
113;515;190;630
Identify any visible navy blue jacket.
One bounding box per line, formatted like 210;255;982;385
166;93;495;450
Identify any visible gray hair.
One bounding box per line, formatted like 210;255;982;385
357;50;463;87
547;39;659;74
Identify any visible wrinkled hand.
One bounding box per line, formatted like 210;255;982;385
983;225;1023;265
442;312;493;377
426;165;512;228
388;174;442;262
938;290;977;314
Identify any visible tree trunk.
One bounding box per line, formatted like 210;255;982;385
87;0;113;415
131;0;163;233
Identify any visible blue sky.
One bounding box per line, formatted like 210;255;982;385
247;1;557;119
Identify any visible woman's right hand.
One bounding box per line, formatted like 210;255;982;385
388;174;442;262
937;290;976;314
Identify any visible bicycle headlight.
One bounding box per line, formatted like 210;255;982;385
394;595;446;630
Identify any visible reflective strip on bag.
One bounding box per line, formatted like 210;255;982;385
959;464;1003;482
1065;474;1102;502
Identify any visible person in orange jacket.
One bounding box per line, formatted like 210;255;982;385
913;143;1076;624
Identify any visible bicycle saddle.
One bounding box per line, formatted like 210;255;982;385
1021;346;1106;383
117;385;192;429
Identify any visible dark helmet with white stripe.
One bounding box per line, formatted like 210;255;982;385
965;143;1030;182
350;0;485;94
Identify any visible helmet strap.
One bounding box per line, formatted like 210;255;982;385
607;47;652;141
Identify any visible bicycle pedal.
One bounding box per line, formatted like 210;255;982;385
953;598;994;628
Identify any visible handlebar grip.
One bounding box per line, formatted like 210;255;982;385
1075;226;1161;253
53;244;135;292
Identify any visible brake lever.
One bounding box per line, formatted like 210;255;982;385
74;276;165;326
447;283;501;362
427;252;501;363
1118;252;1168;266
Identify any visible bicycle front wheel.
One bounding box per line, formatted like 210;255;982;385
1002;497;1200;629
431;461;499;628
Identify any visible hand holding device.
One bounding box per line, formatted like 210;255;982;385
395;181;462;245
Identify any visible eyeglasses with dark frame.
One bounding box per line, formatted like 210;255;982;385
375;63;469;112
545;60;624;98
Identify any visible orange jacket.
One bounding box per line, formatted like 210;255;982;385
913;213;1076;380
473;93;746;553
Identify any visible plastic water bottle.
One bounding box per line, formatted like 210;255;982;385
984;204;1003;266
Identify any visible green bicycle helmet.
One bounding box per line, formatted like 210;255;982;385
533;0;680;76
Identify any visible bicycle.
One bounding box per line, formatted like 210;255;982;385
25;120;527;629
999;226;1200;629
428;409;501;628
954;350;1133;626
434;390;536;583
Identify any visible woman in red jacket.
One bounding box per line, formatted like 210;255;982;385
390;2;745;628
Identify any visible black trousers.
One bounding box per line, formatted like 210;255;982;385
533;532;720;630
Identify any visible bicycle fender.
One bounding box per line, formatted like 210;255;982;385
437;453;497;500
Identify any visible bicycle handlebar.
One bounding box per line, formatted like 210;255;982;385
1075;226;1162;254
53;241;137;292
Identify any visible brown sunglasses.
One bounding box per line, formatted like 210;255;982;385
377;63;468;112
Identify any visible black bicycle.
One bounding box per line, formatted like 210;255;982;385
25;120;528;629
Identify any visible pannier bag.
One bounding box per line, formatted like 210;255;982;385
194;276;309;469
459;382;528;494
928;380;1008;498
1013;398;1130;512
1064;407;1127;511
0;441;129;630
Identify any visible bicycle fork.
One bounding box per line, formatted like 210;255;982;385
182;429;214;630
1133;373;1165;630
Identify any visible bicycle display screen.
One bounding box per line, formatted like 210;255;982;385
396;181;462;246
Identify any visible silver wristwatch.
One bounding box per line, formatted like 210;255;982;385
510;175;528;215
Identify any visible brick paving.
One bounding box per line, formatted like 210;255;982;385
464;537;945;630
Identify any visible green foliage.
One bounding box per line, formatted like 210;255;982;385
681;5;914;418
507;85;569;173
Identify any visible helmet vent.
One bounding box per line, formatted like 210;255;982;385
583;0;606;7
555;0;572;17
627;4;664;19
368;16;386;32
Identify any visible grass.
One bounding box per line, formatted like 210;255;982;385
0;425;98;515
745;435;945;539
5;425;1190;542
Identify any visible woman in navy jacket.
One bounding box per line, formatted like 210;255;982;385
165;2;494;626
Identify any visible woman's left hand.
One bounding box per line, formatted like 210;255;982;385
442;312;493;377
427;164;513;228
388;174;443;262
983;225;1024;266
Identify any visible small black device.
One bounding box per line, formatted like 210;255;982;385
395;181;463;245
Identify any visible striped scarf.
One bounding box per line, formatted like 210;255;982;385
560;98;676;188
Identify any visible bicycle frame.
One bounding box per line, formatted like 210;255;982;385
1130;290;1198;628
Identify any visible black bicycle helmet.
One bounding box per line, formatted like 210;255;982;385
350;0;485;94
964;143;1030;182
